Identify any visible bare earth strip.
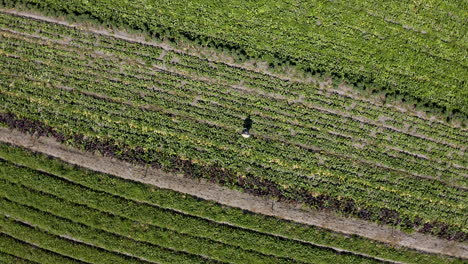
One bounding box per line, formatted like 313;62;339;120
0;128;466;259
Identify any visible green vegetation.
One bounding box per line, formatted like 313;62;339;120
0;0;466;262
0;200;221;264
0;142;464;263
0;233;84;264
1;0;466;118
0;11;466;243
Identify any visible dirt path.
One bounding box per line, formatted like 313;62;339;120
0;128;466;259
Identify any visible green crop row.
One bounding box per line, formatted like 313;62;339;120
2;75;465;227
0;10;465;145
0;216;147;264
0;164;375;264
2;10;466;162
0;16;464;195
2;55;463;187
0;0;466;118
0;162;317;264
0;198;218;264
0;250;36;264
1;11;465;166
0;234;85;264
0;142;463;264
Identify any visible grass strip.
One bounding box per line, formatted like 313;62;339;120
0;249;40;264
0;197;220;264
0;219;134;264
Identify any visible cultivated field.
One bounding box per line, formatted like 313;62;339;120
0;142;465;263
1;10;466;237
2;0;467;117
0;1;466;263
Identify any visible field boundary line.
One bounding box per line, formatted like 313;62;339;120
0;127;466;259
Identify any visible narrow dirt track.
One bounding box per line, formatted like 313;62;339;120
0;127;467;259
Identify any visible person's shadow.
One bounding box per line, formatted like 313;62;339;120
243;115;253;133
